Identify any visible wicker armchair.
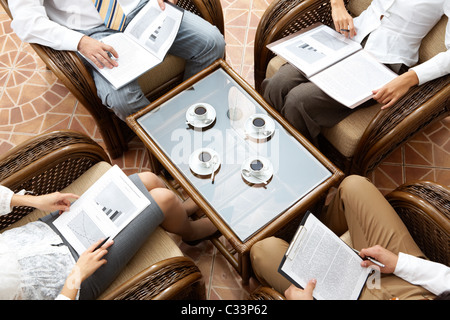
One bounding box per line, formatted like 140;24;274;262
0;0;225;159
249;179;450;300
0;130;205;300
254;0;450;176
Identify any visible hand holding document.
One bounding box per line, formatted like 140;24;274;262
267;23;397;109
53;165;151;255
278;211;371;300
80;0;184;89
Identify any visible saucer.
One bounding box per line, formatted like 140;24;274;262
244;114;275;140
186;103;216;129
189;148;221;176
241;156;273;184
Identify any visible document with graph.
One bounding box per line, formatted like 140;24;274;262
267;23;397;109
53;165;151;255
82;0;183;89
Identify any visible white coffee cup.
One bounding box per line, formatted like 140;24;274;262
249;159;267;176
251;116;266;132
192;104;209;120
198;151;214;168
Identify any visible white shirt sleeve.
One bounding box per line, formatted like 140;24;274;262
0;186;14;216
8;0;85;51
394;252;450;296
411;2;450;85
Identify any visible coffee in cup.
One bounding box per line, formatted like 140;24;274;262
249;159;266;176
198;151;213;167
252;116;266;132
193;105;208;119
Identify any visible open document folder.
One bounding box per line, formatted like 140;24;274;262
81;0;183;89
278;211;371;300
53;165;150;255
267;23;397;109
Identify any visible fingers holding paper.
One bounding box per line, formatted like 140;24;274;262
157;0;178;10
372;70;419;109
284;280;316;300
78;35;119;69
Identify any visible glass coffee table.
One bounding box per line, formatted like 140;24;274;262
127;59;343;283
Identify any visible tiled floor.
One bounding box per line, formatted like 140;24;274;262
0;0;449;300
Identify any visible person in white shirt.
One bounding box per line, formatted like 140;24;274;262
250;175;450;300
0;172;216;300
261;0;450;146
8;0;226;121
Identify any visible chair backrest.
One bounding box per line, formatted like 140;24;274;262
347;0;372;16
419;16;447;63
347;0;447;63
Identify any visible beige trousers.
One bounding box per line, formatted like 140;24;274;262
250;175;435;300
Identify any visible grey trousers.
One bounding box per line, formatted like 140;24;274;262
79;0;225;120
262;62;406;146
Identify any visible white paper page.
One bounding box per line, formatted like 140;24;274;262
280;214;370;300
93;33;161;89
309;50;398;108
53;165;151;255
268;23;361;77
124;0;183;59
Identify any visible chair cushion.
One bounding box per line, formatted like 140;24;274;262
265;55;287;79
419;16;447;63
321;104;381;158
4;162;183;299
347;0;372;16
138;54;186;95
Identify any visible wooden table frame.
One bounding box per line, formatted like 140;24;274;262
127;59;344;284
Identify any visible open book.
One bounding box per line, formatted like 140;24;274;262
53;165;151;255
267;23;398;109
278;211;371;300
82;0;184;90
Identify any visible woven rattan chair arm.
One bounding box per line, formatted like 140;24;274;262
0;130;110;230
100;256;205;300
248;287;286;300
180;0;224;35
254;0;349;92
386;181;450;266
352;75;450;175
33;45;104;112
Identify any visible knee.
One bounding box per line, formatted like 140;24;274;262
261;77;280;103
138;172;165;190
101;84;148;120
150;188;178;215
280;93;311;132
214;32;226;58
250;238;269;268
340;175;371;190
203;27;226;60
263;74;292;101
284;88;317;115
338;175;372;198
250;237;287;272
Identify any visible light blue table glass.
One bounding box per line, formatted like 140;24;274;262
137;68;331;242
